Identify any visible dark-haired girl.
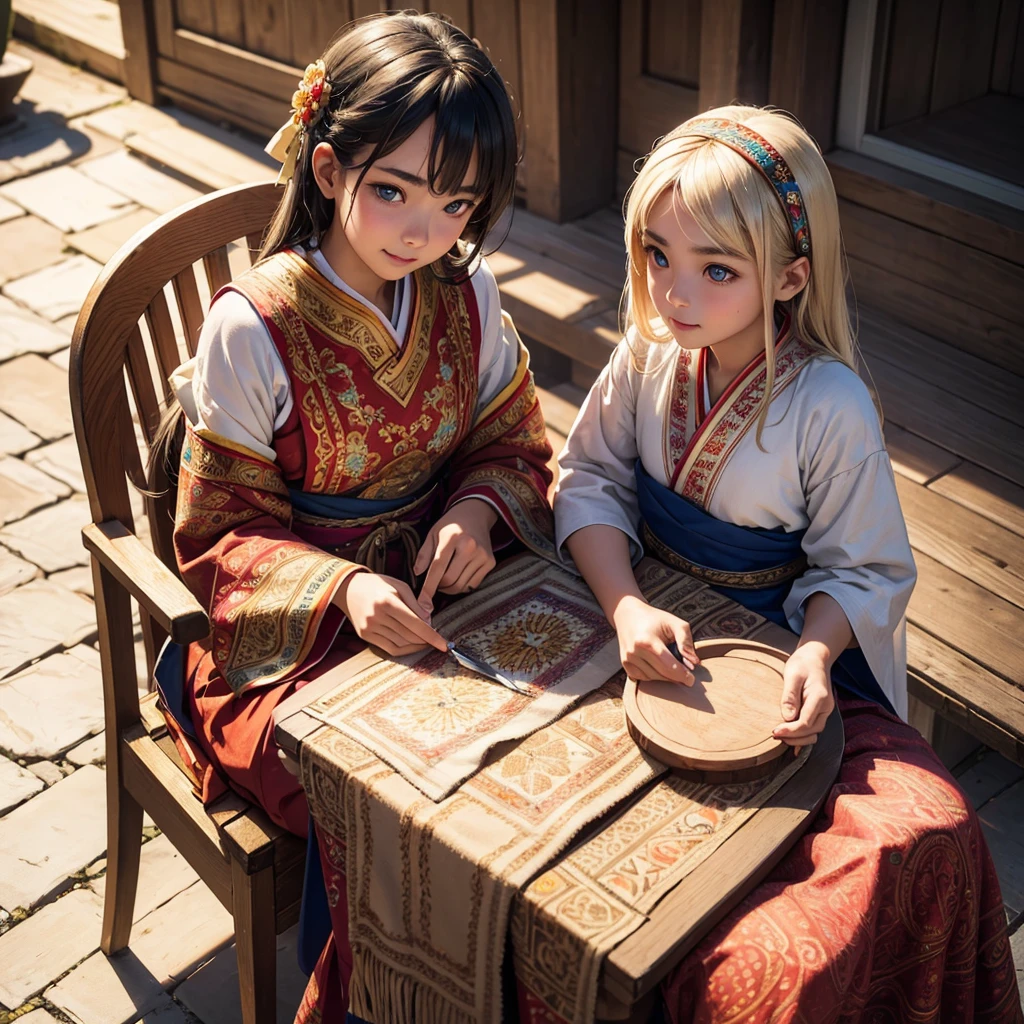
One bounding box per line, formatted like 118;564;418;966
157;12;553;1019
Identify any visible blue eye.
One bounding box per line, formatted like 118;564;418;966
373;184;402;203
706;264;734;283
444;199;471;215
646;246;669;268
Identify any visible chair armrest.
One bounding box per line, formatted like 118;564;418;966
82;520;210;643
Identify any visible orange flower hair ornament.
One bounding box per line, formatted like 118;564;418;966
265;59;333;184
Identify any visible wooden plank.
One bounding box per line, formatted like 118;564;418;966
842;199;1024;330
896;474;1024;612
535;385;582;438
883;423;961;485
170;27;299;99
907;625;1024;766
930;0;1001;113
576;206;629;246
124;324;162;445
509;208;626;291
847;255;1024;377
472;0;521;124
240;0;294;64
172;266;209;358
202;246;234;297
519;0;618;222
647;0;701;87
991;0;1022;93
863;353;1024;487
12;0;127;82
878;0;941;128
698;0;772;110
828;150;1024;268
155;57;285;137
213;0;246;48
930;462;1024;539
908;550;1024;688
858;308;1024;428
287;0;352;65
767;0;847;150
175;0;216;35
119;0;158;105
231;858;278;1021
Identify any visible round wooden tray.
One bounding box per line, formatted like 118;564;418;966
623;638;790;780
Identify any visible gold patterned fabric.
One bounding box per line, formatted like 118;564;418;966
299;556;789;1024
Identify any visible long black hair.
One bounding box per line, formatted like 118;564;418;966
260;10;519;276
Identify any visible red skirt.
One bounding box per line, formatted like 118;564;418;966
170;672;1021;1024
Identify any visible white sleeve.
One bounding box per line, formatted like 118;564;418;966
553;340;643;565
470;258;519;410
192;290;294;462
783;380;916;717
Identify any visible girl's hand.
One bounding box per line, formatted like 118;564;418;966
415;498;498;613
773;642;835;746
335;570;448;656
612;595;698;685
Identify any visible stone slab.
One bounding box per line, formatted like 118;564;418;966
25;435;86;492
0;409;41;457
11;41;127;120
0;752;44;814
27;759;66;786
80;151;203;215
175;923;308;1024
0;493;92;572
0;214;67;287
0;545;40;595
3;253;105;321
84;100;187;143
65;206;159;265
67;731;105;766
0;645;103;758
0;455;70;525
0;887;104;1007
0;193;23;224
0;294;72;359
46;882;234;1024
49;344;71;369
125;124;275;192
0;763;107;910
0;578;96;679
0;354;74;439
0;165;135;232
48;564;94;597
979;779;1024;920
92;833;199;924
0;112;95;176
18;1009;63;1024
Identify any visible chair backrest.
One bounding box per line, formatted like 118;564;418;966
70;181;280;679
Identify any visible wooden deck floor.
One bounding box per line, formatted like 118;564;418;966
499;203;1024;944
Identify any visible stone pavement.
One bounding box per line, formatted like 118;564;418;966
0;36;1022;1024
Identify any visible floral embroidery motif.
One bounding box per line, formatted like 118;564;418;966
500;733;572;796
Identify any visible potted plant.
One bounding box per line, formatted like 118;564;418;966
0;0;32;133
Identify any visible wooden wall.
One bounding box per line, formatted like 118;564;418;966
145;0;524;142
871;0;1024;131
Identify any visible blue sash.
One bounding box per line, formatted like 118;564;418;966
636;461;892;713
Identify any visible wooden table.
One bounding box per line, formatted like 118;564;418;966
273;572;845;1022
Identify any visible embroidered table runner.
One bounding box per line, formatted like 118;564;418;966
299;557;799;1023
302;556;628;800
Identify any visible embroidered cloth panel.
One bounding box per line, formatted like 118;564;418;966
302;556;629;800
300;556;799;1023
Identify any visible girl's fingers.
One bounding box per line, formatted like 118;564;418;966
418;532;460;611
651;640;694;685
440;552;492;595
671;621;699;666
386;589;448;651
412;529;438;577
463;560;493;593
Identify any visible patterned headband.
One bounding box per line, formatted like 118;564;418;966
684;118;811;258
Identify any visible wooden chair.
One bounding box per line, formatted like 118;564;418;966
70;181;306;1024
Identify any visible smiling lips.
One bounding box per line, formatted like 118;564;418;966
384;250;417;265
670;317;699;330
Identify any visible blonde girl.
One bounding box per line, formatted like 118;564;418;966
551;106;1019;1021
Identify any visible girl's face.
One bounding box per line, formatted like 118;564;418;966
317;117;480;285
642;189;763;352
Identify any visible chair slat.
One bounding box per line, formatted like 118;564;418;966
118;396;148;495
145;290;183;399
246;232;265;263
203;246;233;298
125;324;161;447
172;268;206;358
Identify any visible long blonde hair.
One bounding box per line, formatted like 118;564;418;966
623;105;864;441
